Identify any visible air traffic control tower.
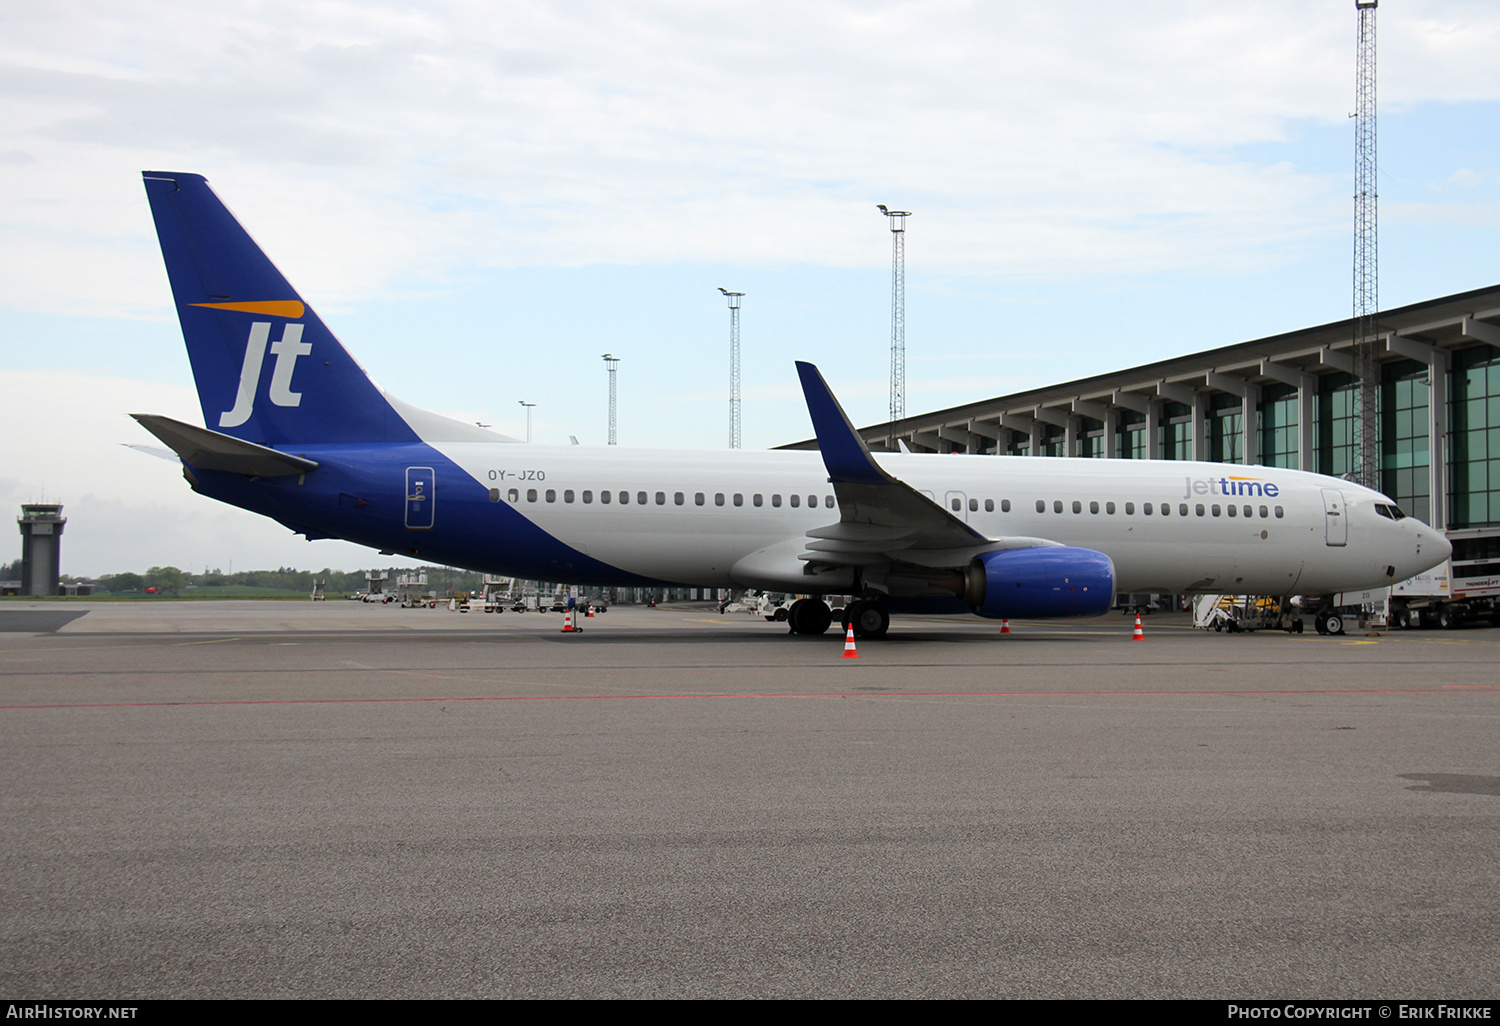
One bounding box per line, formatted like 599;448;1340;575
18;503;65;597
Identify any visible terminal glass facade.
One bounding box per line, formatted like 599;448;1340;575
1160;403;1192;460
1117;412;1147;459
1209;393;1243;465
1381;359;1430;524
1317;373;1358;479
1260;384;1298;469
1450;344;1500;528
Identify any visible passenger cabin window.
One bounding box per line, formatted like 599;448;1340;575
1072;500;1082;514
1274;506;1284;518
1125;502;1135;514
600;490;611;504
1160;502;1170;517
582;490;593;504
754;494;763;507
1053;500;1063;513
1036;500;1046;513
527;488;538;502
655;492;666;505
508;488;519;503
1259;505;1268;518
715;493;725;506
1001;499;1011;512
637;491;648;505
807;495;817;508
674;492;684;505
1227;504;1236;517
772;494;782;507
734;493;743;507
951;498;962;511
545;489;556;503
1179;503;1188;516
1089;501;1099;514
695;492;705;506
1106;501;1115;514
1196;504;1205;516
969;498;979;512
1144;503;1153;515
825;495;834;507
1211;504;1221;517
563;489;575;503
790;494;800;508
984;499;994;512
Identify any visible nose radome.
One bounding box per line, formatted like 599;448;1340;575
1429;531;1453;562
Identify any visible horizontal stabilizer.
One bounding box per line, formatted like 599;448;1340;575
131;414;318;476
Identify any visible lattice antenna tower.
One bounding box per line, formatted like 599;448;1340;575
719;288;744;449
601;354;619;445
877;205;911;437
1352;0;1380;488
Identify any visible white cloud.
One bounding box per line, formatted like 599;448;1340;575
4;1;1498;319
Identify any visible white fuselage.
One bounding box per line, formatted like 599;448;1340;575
433;443;1450;596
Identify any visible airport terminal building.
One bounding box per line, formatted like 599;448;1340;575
785;283;1500;589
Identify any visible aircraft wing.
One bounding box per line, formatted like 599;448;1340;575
794;362;1056;570
132;414;319;476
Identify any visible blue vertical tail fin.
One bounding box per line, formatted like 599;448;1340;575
142;172;418;445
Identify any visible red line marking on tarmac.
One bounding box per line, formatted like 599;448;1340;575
2;686;1497;710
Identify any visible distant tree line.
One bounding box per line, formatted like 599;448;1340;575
89;565;489;596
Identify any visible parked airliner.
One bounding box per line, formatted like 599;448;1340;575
134;171;1450;638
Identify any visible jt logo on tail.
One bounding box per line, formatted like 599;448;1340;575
220;321;312;428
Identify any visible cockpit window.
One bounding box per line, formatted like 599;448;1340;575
1374;503;1409;521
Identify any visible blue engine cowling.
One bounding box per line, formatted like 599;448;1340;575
962;546;1116;619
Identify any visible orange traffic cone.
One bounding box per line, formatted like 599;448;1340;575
561;608;576;633
1000;619;1010;634
841;623;860;659
1131;614;1144;641
585;604;595;618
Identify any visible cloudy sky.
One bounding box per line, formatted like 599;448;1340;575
3;0;1499;575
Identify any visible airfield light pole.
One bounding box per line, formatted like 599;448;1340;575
1352;0;1380;490
518;401;535;443
877;204;911;447
719;288;744;449
602;354;620;445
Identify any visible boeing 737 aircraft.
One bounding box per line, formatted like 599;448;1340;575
135;171;1451;638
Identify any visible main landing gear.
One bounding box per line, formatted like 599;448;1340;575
785;597;893;639
786;598;833;636
843;600;890;640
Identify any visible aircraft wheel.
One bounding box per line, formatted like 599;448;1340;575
1325;613;1346;635
788;598;832;636
847;601;890;640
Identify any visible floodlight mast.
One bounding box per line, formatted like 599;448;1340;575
877;204;911;446
1352;0;1379;489
719;288;744;449
601;354;620;445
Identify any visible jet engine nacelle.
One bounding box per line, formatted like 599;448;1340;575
959;546;1116;620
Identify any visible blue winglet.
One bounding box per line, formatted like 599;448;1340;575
795;362;890;486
